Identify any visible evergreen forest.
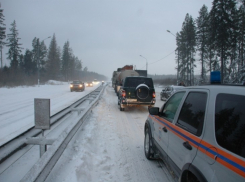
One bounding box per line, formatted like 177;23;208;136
0;0;245;86
174;0;245;85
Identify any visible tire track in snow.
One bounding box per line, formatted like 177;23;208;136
46;85;174;182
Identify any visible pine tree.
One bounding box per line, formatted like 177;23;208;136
74;57;82;70
31;37;48;75
177;14;196;86
237;2;245;82
6;20;22;70
61;41;72;80
46;34;61;80
176;31;187;83
39;40;48;69
0;3;6;68
209;0;237;83
226;7;239;83
196;5;209;83
69;55;75;79
31;37;39;73
23;49;35;75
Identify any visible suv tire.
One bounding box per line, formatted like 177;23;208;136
119;104;124;111
144;127;154;160
185;171;200;182
136;84;149;100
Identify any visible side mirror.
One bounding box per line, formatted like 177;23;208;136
149;107;159;115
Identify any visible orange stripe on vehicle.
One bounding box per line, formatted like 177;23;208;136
149;115;245;178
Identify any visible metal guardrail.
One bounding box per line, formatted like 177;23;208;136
0;85;104;164
21;84;105;181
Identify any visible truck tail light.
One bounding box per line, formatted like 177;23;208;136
152;91;156;98
122;90;126;97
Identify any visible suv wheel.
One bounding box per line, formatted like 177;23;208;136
144;127;154;159
136;84;149;99
119;104;124;111
185;171;200;182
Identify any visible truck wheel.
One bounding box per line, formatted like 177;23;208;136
144;127;154;160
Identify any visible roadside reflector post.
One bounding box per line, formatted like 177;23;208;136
26;98;52;157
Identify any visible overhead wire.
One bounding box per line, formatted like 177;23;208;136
138;50;175;69
148;50;175;65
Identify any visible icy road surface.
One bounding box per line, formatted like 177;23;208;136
46;85;174;182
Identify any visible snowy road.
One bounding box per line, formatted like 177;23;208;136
46;85;174;182
0;82;175;181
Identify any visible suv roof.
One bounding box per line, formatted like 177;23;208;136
183;85;245;93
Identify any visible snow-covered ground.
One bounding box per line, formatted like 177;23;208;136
0;81;101;146
45;85;172;182
0;82;174;182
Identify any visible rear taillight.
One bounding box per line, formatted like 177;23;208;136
122;90;126;97
152;91;156;98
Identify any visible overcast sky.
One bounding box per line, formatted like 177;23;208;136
2;0;213;80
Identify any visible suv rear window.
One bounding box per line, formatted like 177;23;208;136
215;94;245;158
123;77;153;88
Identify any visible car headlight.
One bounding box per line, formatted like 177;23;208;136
70;85;73;88
79;84;82;87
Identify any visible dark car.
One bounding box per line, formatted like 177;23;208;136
85;82;93;87
118;76;155;111
160;85;184;100
70;80;85;92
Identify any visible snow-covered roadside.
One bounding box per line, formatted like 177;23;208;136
45;85;173;182
0;81;100;146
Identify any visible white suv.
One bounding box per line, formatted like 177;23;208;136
144;85;245;182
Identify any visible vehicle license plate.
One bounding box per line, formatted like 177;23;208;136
127;99;137;102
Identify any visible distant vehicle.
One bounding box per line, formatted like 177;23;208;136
70;80;85;92
144;84;245;182
160;85;184;100
92;79;99;84
118;76;155;111
86;82;93;87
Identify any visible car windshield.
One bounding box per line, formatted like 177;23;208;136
73;81;80;84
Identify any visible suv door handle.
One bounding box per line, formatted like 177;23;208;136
162;127;167;132
183;141;192;150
